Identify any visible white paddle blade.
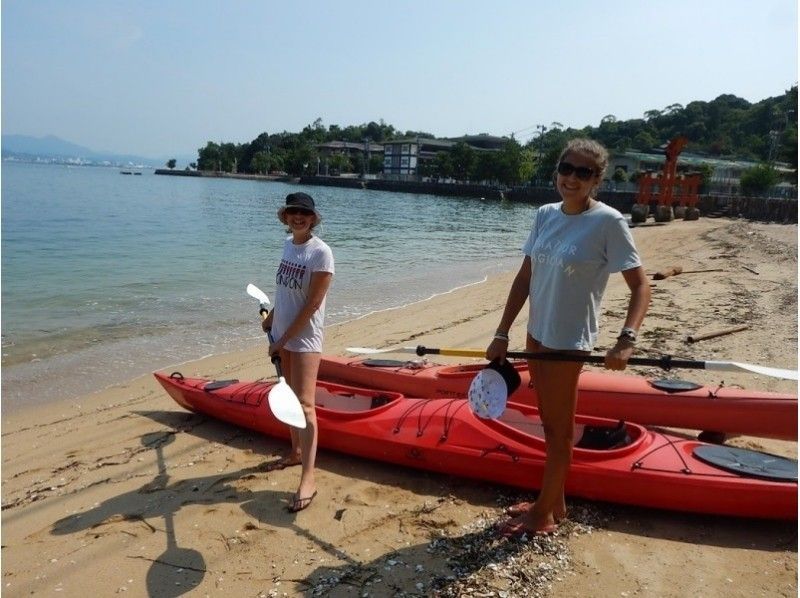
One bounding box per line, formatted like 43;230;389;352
346;346;418;355
268;378;307;428
246;283;271;306
468;368;508;419
704;361;798;381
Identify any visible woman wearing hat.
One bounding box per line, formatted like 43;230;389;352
261;192;334;512
486;138;650;536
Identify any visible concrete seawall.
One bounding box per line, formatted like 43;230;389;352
154;170;796;223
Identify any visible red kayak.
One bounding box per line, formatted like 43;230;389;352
154;371;797;520
318;356;798;441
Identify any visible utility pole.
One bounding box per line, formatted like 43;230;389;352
767;109;795;164
536;125;547;184
767;130;779;164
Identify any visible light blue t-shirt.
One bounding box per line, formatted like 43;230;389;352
522;201;640;351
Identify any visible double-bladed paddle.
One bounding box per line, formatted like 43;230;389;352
345;345;798;381
246;284;307;429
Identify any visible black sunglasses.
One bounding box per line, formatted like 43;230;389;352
285;207;315;216
557;161;595;181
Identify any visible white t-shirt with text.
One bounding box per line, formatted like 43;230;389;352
272;235;334;352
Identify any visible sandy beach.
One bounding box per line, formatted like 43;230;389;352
2;216;797;597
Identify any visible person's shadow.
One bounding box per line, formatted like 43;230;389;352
141;431;206;596
50;408;525;596
50;412;297;597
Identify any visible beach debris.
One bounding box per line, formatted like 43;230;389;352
651;266;726;280
686;325;750;344
742;265;760;275
303;499;606;597
653;266;683;279
425;500;606;597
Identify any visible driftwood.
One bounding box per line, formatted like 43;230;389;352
686;325;750;344
652;266;726;280
742;265;760;275
652;266;682;280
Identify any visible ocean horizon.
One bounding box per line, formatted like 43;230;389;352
1;162;537;409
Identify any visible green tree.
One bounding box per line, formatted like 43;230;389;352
451;142;476;180
369;154;384;174
328;153;352;175
517;147;537;183
739;164;780;195
694;164;713;193
664;103;684;115
251;151;271;174
644;109;662;121
632;130;656;150
197;142;222;171
496;138;526;185
612;167;628;183
471;151;498;183
417;157;435;178
166;159;176;169
219;142;238;172
434;151;453;179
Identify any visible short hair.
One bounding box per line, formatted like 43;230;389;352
557;138;609;180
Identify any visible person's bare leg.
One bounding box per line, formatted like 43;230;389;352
264;350;302;470
288;351;321;509
502;339;580;533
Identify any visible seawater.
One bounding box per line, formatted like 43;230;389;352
1;162;537;407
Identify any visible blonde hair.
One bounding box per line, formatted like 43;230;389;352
557;138;609;181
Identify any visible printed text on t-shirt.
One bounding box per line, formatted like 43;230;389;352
533;240;578;276
276;259;306;290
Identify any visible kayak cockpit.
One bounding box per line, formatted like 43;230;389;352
315;386;403;413
495;407;645;454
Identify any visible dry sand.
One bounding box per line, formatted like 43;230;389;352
2;217;797;597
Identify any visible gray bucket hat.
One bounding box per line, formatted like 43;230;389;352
277;192;322;226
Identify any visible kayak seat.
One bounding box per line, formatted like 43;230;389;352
315;389;397;412
316;389;374;412
370;394;395;408
576;420;632;450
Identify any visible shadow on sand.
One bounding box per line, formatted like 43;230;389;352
50;408;797;596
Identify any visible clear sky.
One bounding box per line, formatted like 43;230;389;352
2;0;797;159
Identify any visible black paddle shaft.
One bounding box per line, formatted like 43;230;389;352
266;329;284;376
415;345;708;372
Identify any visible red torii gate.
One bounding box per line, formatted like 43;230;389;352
631;136;699;222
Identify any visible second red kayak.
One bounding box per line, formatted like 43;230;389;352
318;355;798;440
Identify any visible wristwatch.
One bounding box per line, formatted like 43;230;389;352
617;327;638;344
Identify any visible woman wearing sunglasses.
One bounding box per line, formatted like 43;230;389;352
261;191;334;512
486;138;650;537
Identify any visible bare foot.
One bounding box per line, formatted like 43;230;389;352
505;501;567;522
497;513;557;538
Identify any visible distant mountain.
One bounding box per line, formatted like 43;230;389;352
3;134;96;157
1;134;191;167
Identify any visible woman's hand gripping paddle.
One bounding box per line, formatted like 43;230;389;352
246;284;306;429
